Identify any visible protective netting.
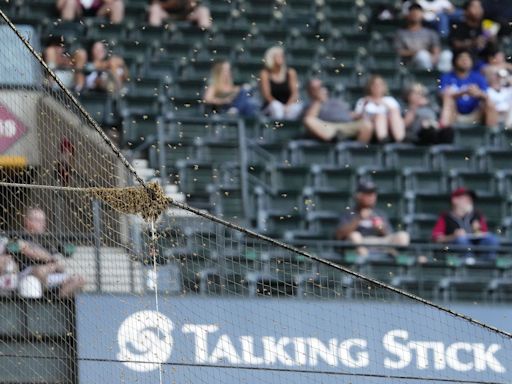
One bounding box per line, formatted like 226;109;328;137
0;8;510;384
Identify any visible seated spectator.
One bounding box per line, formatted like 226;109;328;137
354;75;406;143
395;3;450;71
336;181;410;259
403;82;454;144
203;60;258;118
148;0;211;29
57;0;125;23
14;208;85;298
450;0;496;61
432;187;499;262
44;38;87;92
402;0;462;37
439;50;497;127
85;41;128;93
486;70;512;127
303;79;372;143
481;43;512;83
481;45;512;124
260;46;303;121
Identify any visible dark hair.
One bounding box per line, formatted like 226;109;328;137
463;0;480;10
408;3;423;12
481;42;500;61
452;49;472;67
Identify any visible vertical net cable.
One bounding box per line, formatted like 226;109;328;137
0;6;510;384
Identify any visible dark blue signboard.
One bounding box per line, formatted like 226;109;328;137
76;295;512;384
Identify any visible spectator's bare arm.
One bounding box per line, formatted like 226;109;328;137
259;69;274;104
336;215;361;240
18;240;55;263
286;68;299;105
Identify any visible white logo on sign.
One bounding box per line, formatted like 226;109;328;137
0;120;16;138
117;310;173;372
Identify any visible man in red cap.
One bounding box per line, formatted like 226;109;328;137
432;187;499;261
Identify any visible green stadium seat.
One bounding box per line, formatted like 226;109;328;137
256;187;304;216
148;142;195;174
248;142;287;165
431;145;477;171
404;213;437;240
453;125;490;148
268;164;310;192
210;2;235;24
360;259;408;284
121;112;161;147
176;160;217;194
480;147;512;171
392;261;456;300
411;192;450;217
473;195;507;230
375;192;405;222
496;170;512;196
18;0;56;20
289;140;335;165
305;211;340;238
241;0;280;25
258;119;305;143
450;170;498;196
127;76;167;99
336;142;382;168
196;141;240;164
359;168;402;193
79;91;114;126
131;25;169;45
257;212;304;238
124;0;147;23
118;92;162;115
180;59;215;81
403;169;447;194
142;58;177;83
247;272;297;297
437;276;490;302
302;187;352;213
85;20;128;43
235;57;264;82
44;21;86;45
209;186;246;223
311;165;356;191
117;41;151;68
197;43;233;61
488;278;512;302
384;143;430;170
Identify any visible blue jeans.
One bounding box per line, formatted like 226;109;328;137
231;88;259;118
453;233;500;261
427;10;464;38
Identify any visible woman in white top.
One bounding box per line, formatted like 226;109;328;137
354;75;405;143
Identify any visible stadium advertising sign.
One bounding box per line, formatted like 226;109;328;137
0;103;27;153
77;296;512;383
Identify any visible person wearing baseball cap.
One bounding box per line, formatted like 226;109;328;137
432;187;499;261
336;180;410;259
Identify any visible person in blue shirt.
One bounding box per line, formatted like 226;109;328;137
440;50;497;127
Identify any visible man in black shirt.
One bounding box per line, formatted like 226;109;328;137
336;181;410;258
16;208;85;298
450;0;495;59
